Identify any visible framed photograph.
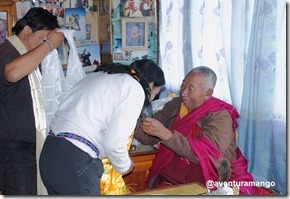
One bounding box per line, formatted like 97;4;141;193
122;18;148;51
71;0;93;12
76;41;101;73
16;1;31;20
0;2;16;40
65;8;86;40
0;12;7;44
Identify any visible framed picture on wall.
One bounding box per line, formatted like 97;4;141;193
65;8;86;40
76;42;101;73
122;18;148;51
15;1;31;20
0;1;16;41
0;11;7;44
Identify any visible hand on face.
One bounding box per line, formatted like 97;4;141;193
46;28;64;49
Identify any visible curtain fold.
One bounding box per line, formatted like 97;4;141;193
159;0;232;102
159;0;185;97
238;0;286;195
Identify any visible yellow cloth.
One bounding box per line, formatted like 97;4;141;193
100;132;134;195
180;102;189;118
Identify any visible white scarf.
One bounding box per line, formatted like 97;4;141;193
7;35;48;195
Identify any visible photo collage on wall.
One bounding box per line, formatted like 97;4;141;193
14;0;100;73
111;0;157;64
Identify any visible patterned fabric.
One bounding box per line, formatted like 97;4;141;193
100;132;134;195
159;0;231;103
48;130;99;157
41;29;85;127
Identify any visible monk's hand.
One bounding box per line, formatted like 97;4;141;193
140;118;173;140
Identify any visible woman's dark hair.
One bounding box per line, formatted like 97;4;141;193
94;59;165;110
12;7;60;35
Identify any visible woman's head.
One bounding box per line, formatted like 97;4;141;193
129;59;165;88
94;59;165;110
129;59;165;105
12;7;59;35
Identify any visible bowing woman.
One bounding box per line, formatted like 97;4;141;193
39;59;165;195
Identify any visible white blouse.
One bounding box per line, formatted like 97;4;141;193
50;72;145;173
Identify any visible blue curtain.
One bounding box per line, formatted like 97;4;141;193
237;0;286;195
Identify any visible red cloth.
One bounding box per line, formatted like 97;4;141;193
145;97;258;195
189;137;258;195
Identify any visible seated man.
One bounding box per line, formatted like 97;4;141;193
134;66;258;195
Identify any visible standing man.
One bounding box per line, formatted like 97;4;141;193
81;48;92;66
0;7;64;195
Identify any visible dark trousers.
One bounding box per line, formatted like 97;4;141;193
39;136;103;195
0;140;37;195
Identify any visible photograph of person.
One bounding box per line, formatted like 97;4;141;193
65;8;86;40
128;23;144;46
0;17;7;45
77;44;100;68
126;22;145;47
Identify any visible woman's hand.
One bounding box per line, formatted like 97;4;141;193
140;117;173;140
122;161;135;176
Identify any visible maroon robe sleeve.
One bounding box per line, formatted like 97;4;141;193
162;109;237;162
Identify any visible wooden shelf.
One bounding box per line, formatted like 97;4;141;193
0;0;16;37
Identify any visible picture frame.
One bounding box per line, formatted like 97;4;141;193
122;18;148;51
0;12;7;44
0;0;16;38
71;0;93;12
64;8;86;40
15;1;31;20
76;40;101;73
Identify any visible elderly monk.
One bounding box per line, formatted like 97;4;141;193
134;66;258;195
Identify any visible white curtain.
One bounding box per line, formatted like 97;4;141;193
237;0;286;195
158;0;286;195
159;0;232;104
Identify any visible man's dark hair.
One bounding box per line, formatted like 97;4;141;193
12;7;60;35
